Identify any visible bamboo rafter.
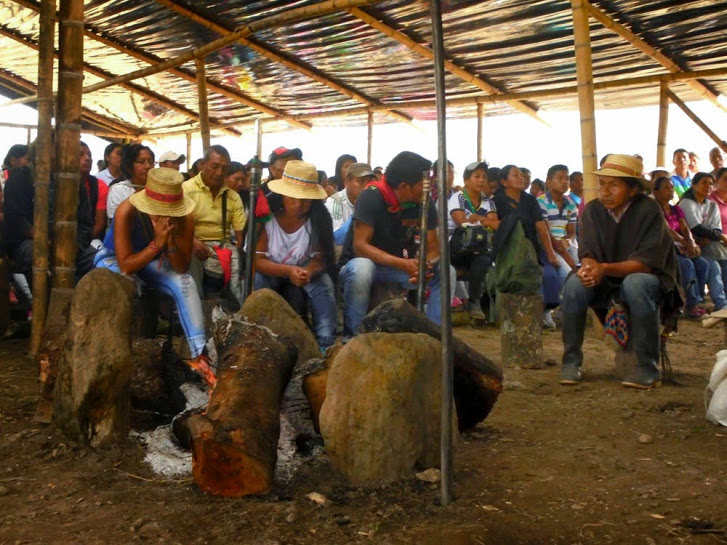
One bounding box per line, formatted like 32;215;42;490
153;0;414;126
347;6;546;125
666;89;727;154
0;68;140;137
0;24;240;137
588;1;727;114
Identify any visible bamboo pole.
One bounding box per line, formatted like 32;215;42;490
666;90;727;154
30;0;55;356
571;0;598;204
367;110;373;165
657;80;669;167
51;0;83;289
195;58;211;153
154;0;413;126
476;103;483;162
348;6;546;125
587;3;727;114
186;132;192;170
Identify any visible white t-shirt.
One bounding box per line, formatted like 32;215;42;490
264;216;316;266
447;190;497;235
325;188;355;232
95;168;114;187
106;181;135;219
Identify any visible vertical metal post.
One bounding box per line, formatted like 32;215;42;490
571;0;598;203
657;79;669;167
367;109;373;165
430;0;454;507
242;118;263;301
416;175;431;312
476;103;483;162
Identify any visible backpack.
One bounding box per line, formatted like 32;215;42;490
492;217;541;295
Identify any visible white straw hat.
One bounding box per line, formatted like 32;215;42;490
267;160;328;200
129;167;196;217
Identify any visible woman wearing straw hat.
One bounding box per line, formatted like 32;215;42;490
254;160;337;351
559;154;679;389
94;167;214;386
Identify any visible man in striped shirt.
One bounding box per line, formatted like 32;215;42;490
538;164;579;282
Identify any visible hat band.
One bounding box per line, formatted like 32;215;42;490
145;187;183;203
602;162;640;177
282;172;318;186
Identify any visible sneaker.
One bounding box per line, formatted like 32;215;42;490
542;310;556;330
685;307;707;320
559;364;582;385
451;296;464;310
467;301;486;320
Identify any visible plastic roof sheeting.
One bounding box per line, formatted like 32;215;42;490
0;0;724;137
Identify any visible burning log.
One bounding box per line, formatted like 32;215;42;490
53;269;136;447
301;344;342;433
181;315;297;497
361;299;503;430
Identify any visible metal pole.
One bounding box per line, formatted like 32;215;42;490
430;0;454;507
242;118;263;301
416;174;431;311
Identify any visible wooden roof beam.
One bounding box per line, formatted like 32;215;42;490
153;0;414;126
0;24;240;137
347;6;547;125
8;0;312;131
0;69;140;137
588;1;727;113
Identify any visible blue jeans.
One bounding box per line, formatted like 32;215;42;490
677;254;702;308
254;272;337;349
540;258;563;308
94;248;207;358
695;257;727;311
340;257;456;336
718;260;727;299
561;272;660;318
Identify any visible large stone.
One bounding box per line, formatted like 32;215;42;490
239;288;320;366
498;292;543;369
53;269;135;447
319;332;452;487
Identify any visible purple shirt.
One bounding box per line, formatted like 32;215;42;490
662;204;684;233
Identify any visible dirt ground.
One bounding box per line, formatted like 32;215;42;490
1;316;726;545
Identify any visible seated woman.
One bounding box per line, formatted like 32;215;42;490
709;167;727;288
106;144;154;220
448;161;499;319
95;168;214;386
560;155;678;389
652;176;708;318
492;165;560;328
678;172;727;313
254;160;337;351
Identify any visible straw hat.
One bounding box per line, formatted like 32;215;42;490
592;154;648;188
267;160;328;200
129;167;196;217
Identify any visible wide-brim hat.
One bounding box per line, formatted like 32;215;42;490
592;154;648;189
267;160;328;200
129;167;196;217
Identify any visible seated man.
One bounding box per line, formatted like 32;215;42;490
182;145;247;303
559;154;678;389
325;162;374;249
339;151;455;336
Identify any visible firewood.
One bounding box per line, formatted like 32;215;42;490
361;299;503;430
184;316;297;497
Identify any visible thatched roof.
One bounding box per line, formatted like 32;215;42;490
0;0;725;138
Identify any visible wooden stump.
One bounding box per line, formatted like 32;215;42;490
33;288;74;423
320;332;452;487
183;316;297;497
239;288;320;366
302;344;343;433
53;269;135;447
498;292;543;369
361;299;503;430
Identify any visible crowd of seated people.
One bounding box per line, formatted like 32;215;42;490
4;136;727;390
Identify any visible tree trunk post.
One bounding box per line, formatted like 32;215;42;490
31;0;56;354
571;0;598;204
499;292;544;369
52;0;83;289
186;132;192;171
195;57;211;153
656;79;669;167
367;109;373;165
476;102;483;162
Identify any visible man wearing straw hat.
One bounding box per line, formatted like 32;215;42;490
559;154;679;389
339;151;456;337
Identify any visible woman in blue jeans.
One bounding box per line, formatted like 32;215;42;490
95;167;215;387
254;160;337;351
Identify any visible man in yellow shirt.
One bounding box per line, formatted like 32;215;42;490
182;145;247;303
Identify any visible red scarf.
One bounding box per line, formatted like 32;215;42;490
365;175;401;213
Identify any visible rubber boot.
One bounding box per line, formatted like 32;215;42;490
560;311;586;385
622;311;661;389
